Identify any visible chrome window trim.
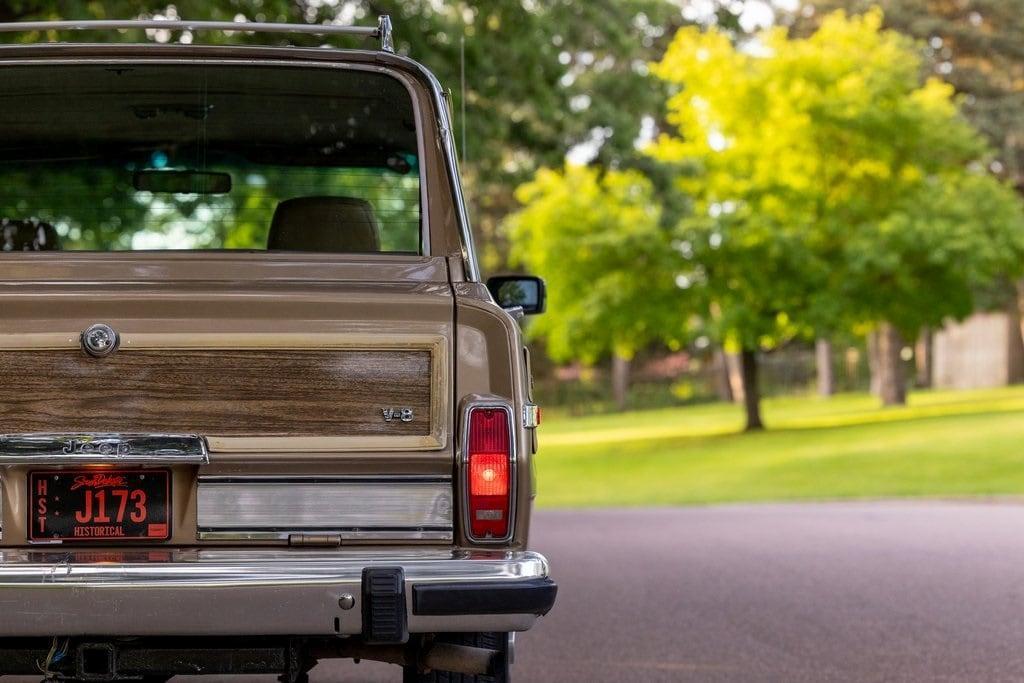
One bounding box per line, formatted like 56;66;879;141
460;397;517;545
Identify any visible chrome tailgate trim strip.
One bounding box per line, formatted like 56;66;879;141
197;475;454;541
0;433;208;464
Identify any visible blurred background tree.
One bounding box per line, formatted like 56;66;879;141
507;165;686;411
648;9;1024;426
795;0;1024;192
795;1;1024;396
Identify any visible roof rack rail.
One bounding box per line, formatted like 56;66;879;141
0;15;395;53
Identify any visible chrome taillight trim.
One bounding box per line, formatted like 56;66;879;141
460;398;517;545
196;475;453;542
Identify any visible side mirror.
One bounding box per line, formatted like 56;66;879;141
486;275;546;315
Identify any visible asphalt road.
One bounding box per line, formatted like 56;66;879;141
306;503;1024;682
15;503;1024;682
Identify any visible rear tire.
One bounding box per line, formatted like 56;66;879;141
403;632;510;683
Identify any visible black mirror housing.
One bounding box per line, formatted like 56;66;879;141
133;170;232;194
486;275;546;315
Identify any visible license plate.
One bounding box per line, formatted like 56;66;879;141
29;469;171;542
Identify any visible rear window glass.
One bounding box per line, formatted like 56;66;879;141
0;64;421;253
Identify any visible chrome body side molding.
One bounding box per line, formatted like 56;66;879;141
0;433;209;465
197;475;454;542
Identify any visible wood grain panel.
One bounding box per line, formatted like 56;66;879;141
0;349;431;437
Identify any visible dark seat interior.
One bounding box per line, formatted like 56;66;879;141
267;196;381;253
1;219;60;251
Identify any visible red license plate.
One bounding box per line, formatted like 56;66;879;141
29;469;171;542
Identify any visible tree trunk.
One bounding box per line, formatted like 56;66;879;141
844;346;860;389
739;348;764;431
914;328;933;389
711;349;734;402
611;354;631;412
815;338;835;397
876;322;907;406
1008;283;1024;384
725;352;745;403
867;331;881;397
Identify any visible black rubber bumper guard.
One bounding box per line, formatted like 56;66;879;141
362;567;558;644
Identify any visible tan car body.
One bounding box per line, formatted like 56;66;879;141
0;37;552;680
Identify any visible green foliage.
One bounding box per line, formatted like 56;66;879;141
507;164;684;363
648;8;1024;347
839;170;1024;331
797;0;1024;193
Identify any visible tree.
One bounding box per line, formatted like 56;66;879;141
364;1;682;271
648;9;1024;426
795;0;1024;192
841;169;1024;400
506;164;685;410
816;338;835;396
798;1;1024;391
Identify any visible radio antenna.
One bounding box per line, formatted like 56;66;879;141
460;33;467;166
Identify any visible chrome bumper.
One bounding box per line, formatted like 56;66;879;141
0;548;553;637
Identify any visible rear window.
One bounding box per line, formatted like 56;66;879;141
0;63;421;253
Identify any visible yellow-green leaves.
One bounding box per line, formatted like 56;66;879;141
647;7;1024;343
507;164;684;364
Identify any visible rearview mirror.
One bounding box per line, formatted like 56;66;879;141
486;275;546;316
133;170;232;194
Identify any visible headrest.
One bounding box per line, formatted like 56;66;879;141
1;219;61;251
267;196;381;253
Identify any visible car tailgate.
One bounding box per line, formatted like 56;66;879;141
0;254;455;547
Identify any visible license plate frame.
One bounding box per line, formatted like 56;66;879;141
28;469;171;543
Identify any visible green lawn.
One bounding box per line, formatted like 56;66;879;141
535;385;1024;507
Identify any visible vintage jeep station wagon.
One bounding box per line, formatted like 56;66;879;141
0;16;555;682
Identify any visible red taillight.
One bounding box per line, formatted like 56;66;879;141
470;453;509;497
466;407;512;540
